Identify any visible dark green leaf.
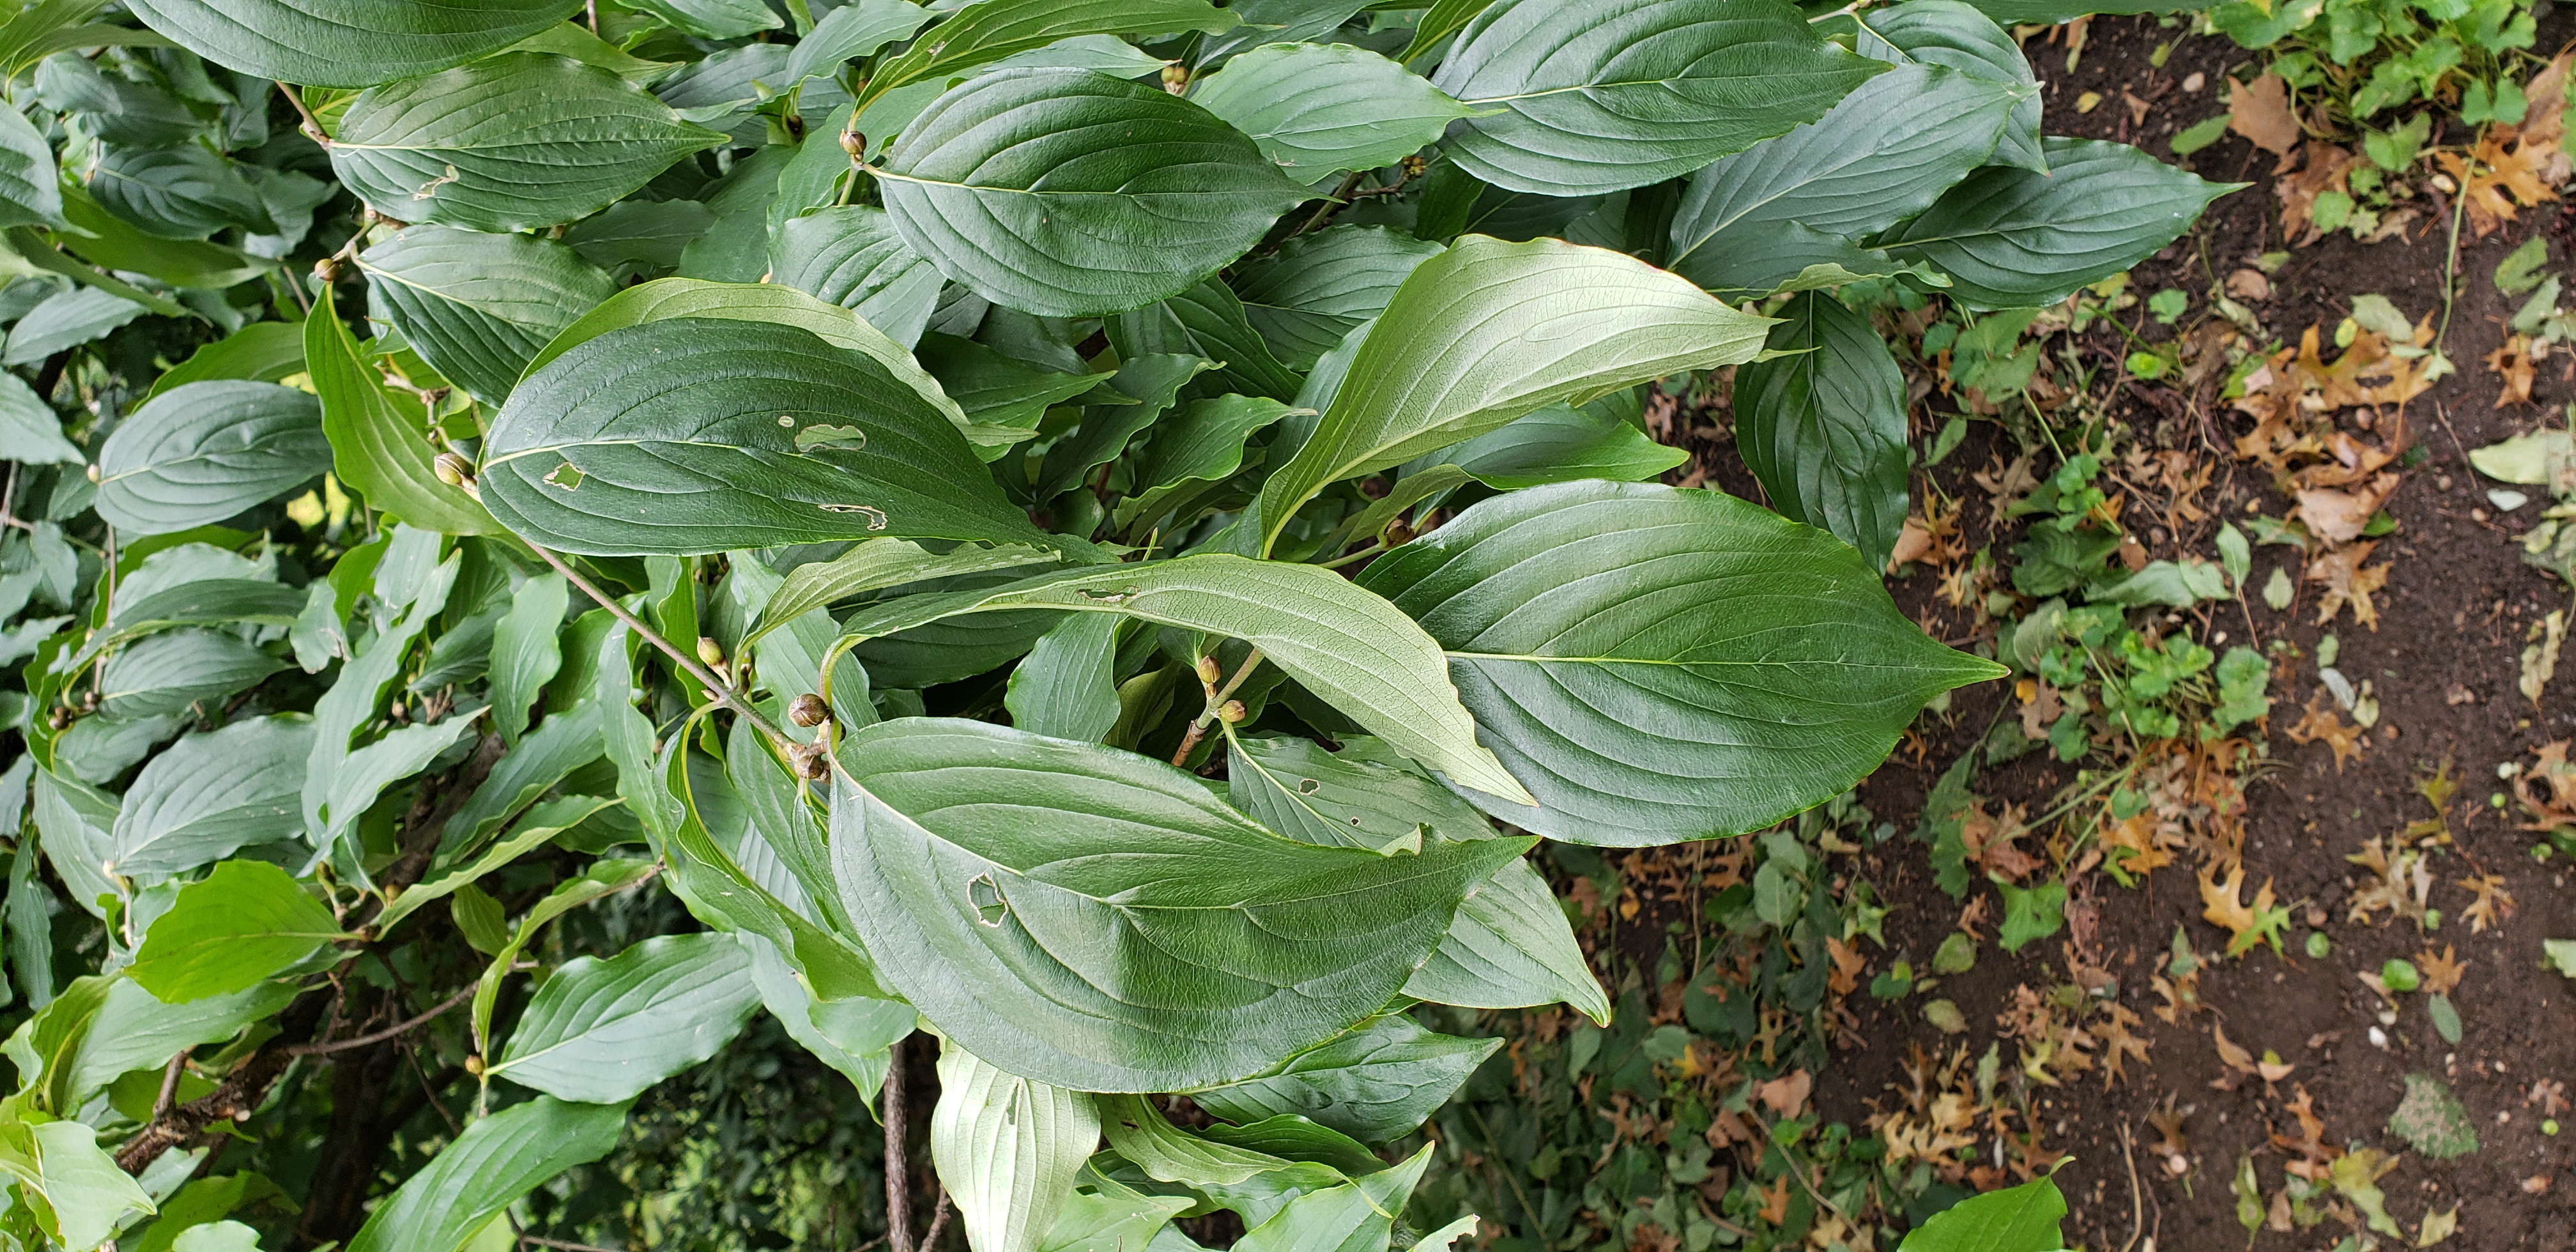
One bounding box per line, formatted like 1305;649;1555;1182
124;0;580;88
1194;1014;1499;1145
489;572;567;744
1230;225;1442;370
862;0;1235;105
3;286;146;366
1430;0;1885;195
147;321;305;399
1878;137;2239;310
0;102;60;229
625;0;780;37
1033;353;1213;503
878;68;1309;317
307;286;498;535
829;717;1532;1090
108;714;311;883
1226;735;1492;854
330;53;724;233
128;859;349;1003
1733;292;1910;569
483;317;1050;555
751;537;1063;646
564;199;715;277
1413;398;1685;487
1853;0;2044;172
89;144;275;240
53;185;267;291
789;0;934;82
356;225;617;406
1402;856;1609;1021
342;1096;628;1252
95;381;327;535
1357;482;2004;845
1188;42;1479;180
490;931;762;1102
1109;279;1302;403
0;370;79;465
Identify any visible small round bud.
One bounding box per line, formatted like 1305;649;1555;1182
84;463;100;483
1195;655;1223;685
696;636;726;668
788;693;831;728
1160;64;1188;93
1218;699;1246;724
433;451;473;487
789;741;831;780
464;1054;485;1076
312;255;341;283
840;129;866;158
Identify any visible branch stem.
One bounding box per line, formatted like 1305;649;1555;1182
278;82;328;146
1170;647;1264;766
885;1032;914;1252
524;544;795;755
289;984;477;1056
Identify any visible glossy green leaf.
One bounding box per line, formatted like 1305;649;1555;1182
489;572;567;744
877;68;1310;317
357;225;617;406
1226;734;1492;854
933;1042;1103;1252
1878;137;2239;310
1109;279;1302;403
0;1119;157;1251
0;370;79;465
1358;482;2004;845
98;629;287;719
1004;612;1122;742
0;102;63;229
1230;225;1441;370
148;321;306;399
1733;291;1910;570
123;0;579;88
342;1096;627;1252
330;53;724;233
834;554;1529;803
490;931;762;1102
1253;234;1770;554
790;0;933;80
828;717;1533;1090
1854;0;2044;172
1429;0;1885;195
1190;42;1480;180
128;859;349;1003
1402;856;1609;1021
770;206;943;347
108;714;311;883
862;0;1234;105
1667;64;2025;296
307;286;498;534
484;317;1050;555
1195;1013;1499;1145
1897;1175;2066;1251
89;144;274;240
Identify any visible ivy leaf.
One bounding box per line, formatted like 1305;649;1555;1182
1253;234;1772;554
330;53;724;233
1429;0;1885;195
342;1096;629;1252
482;317;1052;556
489;932;763;1103
123;0;579;88
1189;42;1482;180
356;225;618;407
1360;482;2003;845
128;859;351;1004
306;286;498;535
1731;291;1911;570
877;68;1310;317
1878;137;2242;310
827;717;1533;1091
931;1042;1103;1252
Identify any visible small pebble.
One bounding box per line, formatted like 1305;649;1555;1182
2370;1025;2390;1048
2182;71;2205;93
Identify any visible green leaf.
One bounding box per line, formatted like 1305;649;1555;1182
2388;1073;2479;1159
318;713;485;853
1108;279;1304;403
1878;137;2239;310
1230;225;1443;370
489;572;568;745
33;768;119;919
1194;1013;1500;1145
343;1096;627;1252
877;68;1310;317
1400;0;1498;60
148;321;307;399
66;977;296;1106
1226;734;1492;854
3;286;146;365
1254;234;1771;555
1732;291;1910;570
626;0;779;37
490;931;762;1102
741;931;914;1097
1034;353;1215;503
1357;482;2004;845
753;538;1063;646
834;554;1530;803
862;0;1235;105
1093;1092;1357;1212
330;53;723;233
470;856;660;1049
1037;1180;1195;1252
1404;856;1609;1021
828;717;1533;1090
0;103;64;229
98;629;288;719
356;225;617;407
89;144;275;240
1854;0;2044;172
123;0;579;88
1189;42;1480;180
1116;393;1296;532
2545;938;2576;977
128;859;349;1004
1231;1144;1431;1252
50;186;266;293
108;714;312;883
790;0;934;81
2427;991;2462;1044
0;369;79;465
0;1119;157;1251
1667;64;2027;296
1429;0;1885;195
770;206;944;347
565;199;714;277
932;1042;1105;1252
1004;612;1122;742
916;332;1107;457
1995;877;2064;951
379;794;617;935
506;21;675;86
1896;1175;2064;1251
307;286;498;534
1413;399;1685;488
484;317;1050;555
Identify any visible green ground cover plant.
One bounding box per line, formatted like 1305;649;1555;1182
0;0;2228;1247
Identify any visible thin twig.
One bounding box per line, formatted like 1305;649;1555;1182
151;1047;192;1120
1170;647;1264;766
885;1032;915;1252
289;984;476;1056
919;1189;953;1252
1289;171;1367;239
520;1237;626;1252
524;543;795;754
2117;1122;2145;1252
277;82;328;146
2435;147;2472;354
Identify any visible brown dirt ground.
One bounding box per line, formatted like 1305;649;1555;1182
1675;16;2576;1248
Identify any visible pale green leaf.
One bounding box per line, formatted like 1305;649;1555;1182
490;931;762;1102
1190;42;1480;179
1402;856;1609;1022
933;1042;1104;1252
342;1096;627;1252
128;859;349;1004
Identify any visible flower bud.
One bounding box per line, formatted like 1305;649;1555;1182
433;452;473;487
696;636;725;668
1195;655;1223;685
788;693;831;727
1218;699;1246;724
789;741;831;779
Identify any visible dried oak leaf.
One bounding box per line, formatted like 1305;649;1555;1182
2287;698;2370;770
2306;542;2390;629
2228;72;2301;155
2416;945;2465;996
2292;472;2398;546
2491;333;2539;406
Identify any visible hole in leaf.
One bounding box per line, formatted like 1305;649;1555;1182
969;873;1008;926
544;461;584;491
795;424;868;452
816;503;889;529
1297;778;1320;795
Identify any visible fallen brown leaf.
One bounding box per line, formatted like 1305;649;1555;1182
2490;333;2538;406
1756;1068;1812;1118
2228;72;2301;156
2287;698;2369;770
2306;542;2391;629
2292;472;2398;546
2227;268;2272;302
